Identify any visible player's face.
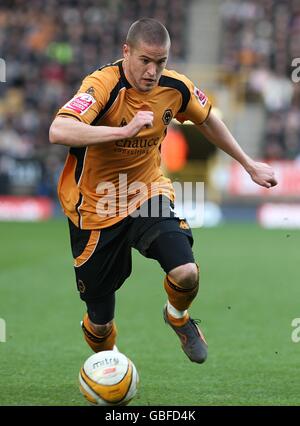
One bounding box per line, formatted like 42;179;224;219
123;41;169;92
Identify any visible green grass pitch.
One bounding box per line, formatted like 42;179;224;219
0;219;300;406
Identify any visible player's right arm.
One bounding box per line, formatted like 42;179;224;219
49;112;153;147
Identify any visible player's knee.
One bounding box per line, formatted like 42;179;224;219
88;318;114;336
168;263;199;289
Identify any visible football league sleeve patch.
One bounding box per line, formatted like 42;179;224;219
62;93;96;116
56;74;108;124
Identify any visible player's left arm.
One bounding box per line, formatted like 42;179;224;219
196;111;278;188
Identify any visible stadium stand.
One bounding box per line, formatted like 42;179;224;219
0;0;299;200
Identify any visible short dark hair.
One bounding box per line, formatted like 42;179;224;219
126;18;170;48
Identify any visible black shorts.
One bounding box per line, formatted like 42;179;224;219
68;196;195;304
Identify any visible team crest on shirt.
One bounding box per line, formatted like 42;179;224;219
63;93;96;115
162;109;173;125
194;87;208;107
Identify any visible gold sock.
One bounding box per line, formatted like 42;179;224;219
81;313;117;352
164;274;199;311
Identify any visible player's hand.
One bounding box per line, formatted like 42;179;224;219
123;111;154;138
246;161;278;188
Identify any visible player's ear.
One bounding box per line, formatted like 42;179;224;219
123;44;130;59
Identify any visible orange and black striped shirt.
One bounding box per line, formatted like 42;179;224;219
56;60;211;229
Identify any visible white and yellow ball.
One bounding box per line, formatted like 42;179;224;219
79;350;139;406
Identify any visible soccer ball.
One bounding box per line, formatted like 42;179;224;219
79;350;139;406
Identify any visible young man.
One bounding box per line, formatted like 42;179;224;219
49;18;277;364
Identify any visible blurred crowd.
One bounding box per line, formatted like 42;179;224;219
0;0;190;197
1;0;299;200
220;0;300;160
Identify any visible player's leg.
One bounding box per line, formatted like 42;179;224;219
68;218;132;352
130;195;207;363
131;202;199;315
165;260;199;316
81;294;117;352
144;229;199;317
146;231;207;364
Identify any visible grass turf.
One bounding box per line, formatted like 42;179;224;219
0;220;299;406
